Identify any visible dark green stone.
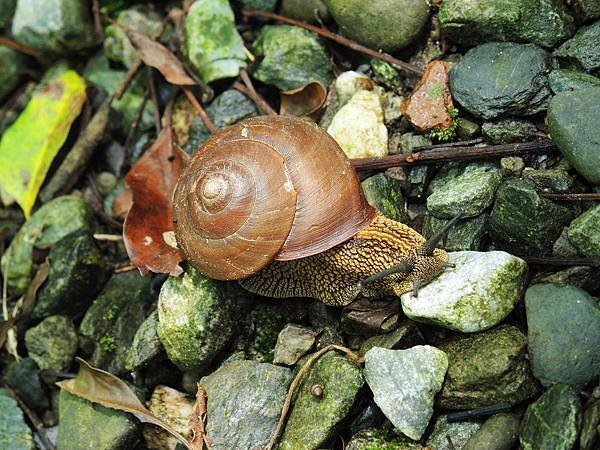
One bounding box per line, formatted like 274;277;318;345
282;0;330;23
482;119;538;144
422;213;487;251
25;315;78;373
548;69;600;93
0;389;34;450
521;168;576;193
2;358;48;410
489;179;573;255
463;413;520;450
0;0;16;28
568;204;600;256
571;0;600;22
361;173;408;223
554;20;600;74
580;400;600;450
125;310;163;371
239;0;277;10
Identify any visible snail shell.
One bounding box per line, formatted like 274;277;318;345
173;115;376;280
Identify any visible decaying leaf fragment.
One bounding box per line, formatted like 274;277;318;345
280;81;327;119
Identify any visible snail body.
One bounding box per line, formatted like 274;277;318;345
173;116;451;306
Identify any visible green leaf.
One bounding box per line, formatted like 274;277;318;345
0;64;86;218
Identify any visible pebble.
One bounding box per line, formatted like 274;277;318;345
426;415;481;450
361;173;408;223
422;213;487;251
482;118;538;144
25;315;77;373
462;413;521;450
554;20;600;74
272;324;316;366
568;204;600;257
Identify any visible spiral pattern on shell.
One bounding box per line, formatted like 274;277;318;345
173;115;376;280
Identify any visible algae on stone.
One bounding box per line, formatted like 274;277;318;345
568;205;600;257
422;213;487;251
126;310;163;371
25;315;78;372
361;173;407;223
554;20;600;74
548;69;600;93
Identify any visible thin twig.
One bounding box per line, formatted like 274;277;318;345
86;174;125;230
522;256;600;267
352;140;557;171
232;81;278;116
115;264;136;273
147;68;162;135
413;137;485;150
115;61;143;100
92;0;105;41
183;88;218;134
240;69;278;115
242;7;423;76
265;345;363;450
122;91;150;172
0;37;41;59
540;193;600;201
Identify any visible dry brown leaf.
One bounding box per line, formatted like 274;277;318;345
188;385;210;450
123;124;188;276
121;26;196;86
57;358;193;450
280;81;327;119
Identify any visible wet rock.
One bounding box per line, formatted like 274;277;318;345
25;315;77;373
0;45;28;102
427;166;501;219
273;324;316;366
521;167;576;193
401;251;527;333
489;179;573;255
364;346;448;440
58;390;140;450
126;310;163;372
449;42;553;120
568;204;600;256
500;156;525;177
463;413;521;450
3;358;48;410
548;69;600;93
157;268;234;371
12;0;96;56
422;213;487;251
406;165;434;201
104;5;162;68
327;90;388;158
438;325;539;409
554;20;600;74
553;227;580;257
525;283;600;387
347;428;422;450
580;400;600;450
33;231;107;318
281;0;330;23
182;89;259;153
324;0;429;52
547;87;600;184
79;271;154;375
361;173;408;223
401;61;455;133
571;0;600;22
426;415;481;450
279;352;363;449
482;118;538;144
252;25;333;91
359;320;424;355
143;386;193;450
185;0;247;83
520;384;582;450
239;0;277;11
1;195;94;295
0;0;16;27
439;0;574;49
201;360;291;450
0;388;34;450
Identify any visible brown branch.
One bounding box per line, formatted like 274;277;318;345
115;60;143;100
352;140;557;171
183;88;218;134
522;256;600;267
92;0;105;41
0;37;41;59
147;68;162;135
232;81;277;116
540;193;600;201
242;7;423;76
413;137;485;150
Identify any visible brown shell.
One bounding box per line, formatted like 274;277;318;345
173;115;376;280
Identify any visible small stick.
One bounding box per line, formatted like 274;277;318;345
540;193;600;201
115;61;143;100
93;234;123;241
183;87;218;134
0;37;41;59
446;403;511;422
148;68;162;135
92;0;105;41
522;256;600;267
242;7;423;76
413;137;485;150
122;92;150;172
240;69;278;116
232;81;277;116
115;264;137;273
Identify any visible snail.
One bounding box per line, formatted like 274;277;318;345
173;115;459;307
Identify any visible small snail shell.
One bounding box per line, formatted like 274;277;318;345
173;116;377;280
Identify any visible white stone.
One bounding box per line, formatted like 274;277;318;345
334;71;374;106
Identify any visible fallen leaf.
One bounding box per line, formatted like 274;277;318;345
0;64;86;217
123;123;188;276
189;385;210;450
280;81;327;119
341;297;400;336
121;25;196;86
57;358;193;450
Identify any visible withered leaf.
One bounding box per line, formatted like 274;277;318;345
341;296;400;336
188;384;210;450
57;358;193;450
280;81;327;119
123;125;188;276
122;26;196;86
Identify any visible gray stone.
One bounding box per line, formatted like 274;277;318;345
549;69;600;93
183;89;259;154
1;195;94;295
406;165;434;201
525;283;600;387
57;390;140;450
364;346;448;440
252;24;333;91
279;352;364;449
580;400;600;450
521;167;576;193
554;20;600;74
422;213;487;251
427;166;501;218
489;179;573;255
79;272;153;375
456;118;481;140
426;416;481;450
3;358;48;410
438;325;539;409
463;413;521;450
439;0;575;49
359;320;424;355
33;231;108;318
200;360;291;450
482;118;538;144
125;310;163;371
568;205;600;256
0;388;34;450
547;87;600;184
12;0;96;56
0;45;28;102
324;0;429;52
399;132;431;155
157;268;235;371
401;251;528;333
273;324;316;366
361;173;408;223
520;384;582;450
449;42;553;119
281;0;330;23
553;227;580;257
25;315;77;373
